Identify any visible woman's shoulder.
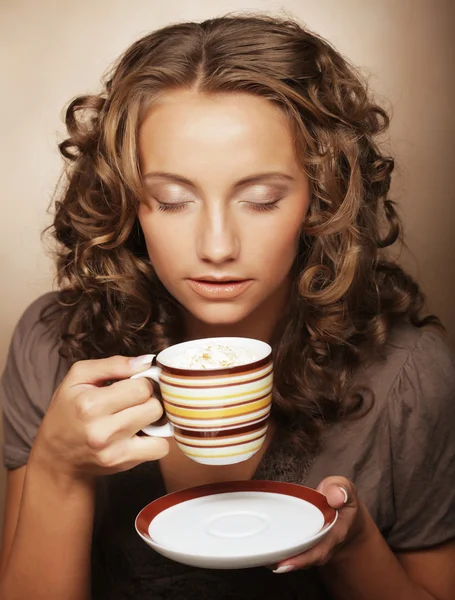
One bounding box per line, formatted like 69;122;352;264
2;290;67;390
8;290;68;380
306;321;455;480
379;322;455;443
363;322;454;409
306;324;455;548
1;292;68;469
11;291;62;342
361;323;455;550
2;291;69;394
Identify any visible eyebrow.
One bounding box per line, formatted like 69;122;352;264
142;171;295;190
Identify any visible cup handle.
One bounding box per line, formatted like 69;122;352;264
130;365;173;438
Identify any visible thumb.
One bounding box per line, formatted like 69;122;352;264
66;354;156;387
316;476;355;508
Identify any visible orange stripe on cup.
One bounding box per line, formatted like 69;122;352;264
164;394;272;419
161;379;272;402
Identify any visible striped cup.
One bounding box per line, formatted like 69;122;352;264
131;337;273;466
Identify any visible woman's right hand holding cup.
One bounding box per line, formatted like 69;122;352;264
30;355;170;482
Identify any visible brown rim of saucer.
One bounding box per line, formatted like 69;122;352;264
157;355;272;377
135;480;336;541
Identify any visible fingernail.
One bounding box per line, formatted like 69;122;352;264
130;354;155;369
339;486;348;504
273;565;294;574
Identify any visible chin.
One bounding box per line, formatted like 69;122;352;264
187;302;255;327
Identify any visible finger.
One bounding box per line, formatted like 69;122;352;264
104;398;164;441
75;377;156;420
86;399;165;451
66;354;156;387
316;476;355;508
108;378;156;413
273;538;337;573
96;435;170;470
123;434;170;464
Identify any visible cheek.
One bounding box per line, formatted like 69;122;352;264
265;234;299;275
137;212;155;258
248;215;302;269
137;209;182;269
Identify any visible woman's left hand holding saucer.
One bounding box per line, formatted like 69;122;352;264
273;476;367;573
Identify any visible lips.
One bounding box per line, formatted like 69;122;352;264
186;278;253;299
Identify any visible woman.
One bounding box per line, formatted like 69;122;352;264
0;14;454;600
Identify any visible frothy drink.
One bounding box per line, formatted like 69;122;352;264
132;336;273;465
168;343;259;370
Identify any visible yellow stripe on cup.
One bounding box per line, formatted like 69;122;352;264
168;406;271;428
160;379;272;403
164;394;272;420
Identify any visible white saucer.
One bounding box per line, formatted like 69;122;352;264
135;480;337;569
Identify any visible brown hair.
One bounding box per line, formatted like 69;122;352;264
44;14;439;452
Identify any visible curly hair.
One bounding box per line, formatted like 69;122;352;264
43;14;439;453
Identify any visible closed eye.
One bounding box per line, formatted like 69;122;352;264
156;201;190;212
245;198;282;212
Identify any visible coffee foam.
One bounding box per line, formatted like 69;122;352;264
168;343;258;369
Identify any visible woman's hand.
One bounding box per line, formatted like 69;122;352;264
29;355;169;481
273;476;368;573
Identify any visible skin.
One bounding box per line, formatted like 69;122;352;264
137;90;310;342
0;90;454;600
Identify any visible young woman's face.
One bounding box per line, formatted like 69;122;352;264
137;90;310;334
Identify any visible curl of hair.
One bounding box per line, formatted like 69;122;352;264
43;14;441;453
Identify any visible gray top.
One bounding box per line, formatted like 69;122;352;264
2;292;455;600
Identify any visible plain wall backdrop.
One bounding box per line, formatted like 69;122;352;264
1;0;454;532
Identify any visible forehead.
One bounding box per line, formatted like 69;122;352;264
138;90;300;178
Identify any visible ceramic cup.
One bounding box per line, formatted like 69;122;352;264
131;337;273;466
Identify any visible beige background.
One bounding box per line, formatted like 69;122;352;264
1;0;454;531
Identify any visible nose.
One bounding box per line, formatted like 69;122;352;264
196;204;240;264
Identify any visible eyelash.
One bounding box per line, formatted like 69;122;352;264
249;200;281;212
156;199;282;212
156;202;189;212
